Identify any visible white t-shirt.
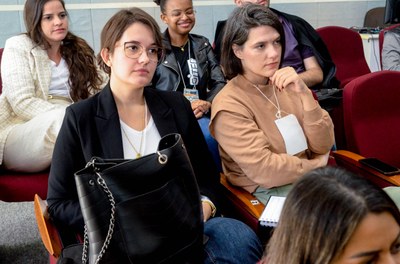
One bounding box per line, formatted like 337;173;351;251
49;58;71;97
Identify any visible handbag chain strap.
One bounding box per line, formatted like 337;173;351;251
82;172;116;264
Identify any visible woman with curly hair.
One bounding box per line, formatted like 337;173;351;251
0;0;107;172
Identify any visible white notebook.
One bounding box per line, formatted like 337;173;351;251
259;196;286;227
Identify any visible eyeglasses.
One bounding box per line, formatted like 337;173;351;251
123;41;163;62
165;9;196;18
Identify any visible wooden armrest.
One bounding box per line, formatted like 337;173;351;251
333;150;400;187
220;173;265;219
34;194;62;258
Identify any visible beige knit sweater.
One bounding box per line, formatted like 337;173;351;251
210;75;335;193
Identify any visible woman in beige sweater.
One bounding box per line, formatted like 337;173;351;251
209;4;334;204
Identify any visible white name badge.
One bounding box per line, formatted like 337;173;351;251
183;88;199;102
187;58;199;86
275;114;307;155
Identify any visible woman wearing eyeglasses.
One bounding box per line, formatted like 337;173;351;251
47;7;262;263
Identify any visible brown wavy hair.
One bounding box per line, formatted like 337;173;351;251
24;0;103;101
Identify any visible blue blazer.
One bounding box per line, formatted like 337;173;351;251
47;84;220;233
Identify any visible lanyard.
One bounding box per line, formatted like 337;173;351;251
176;39;197;90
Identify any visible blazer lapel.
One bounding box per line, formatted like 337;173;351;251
144;88;179;137
95;84;124;158
92;86;180;159
31;47;51;98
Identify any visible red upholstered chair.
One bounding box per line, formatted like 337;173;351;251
0;47;49;201
379;23;400;69
316;26;371;88
333;71;400;188
0;169;49;201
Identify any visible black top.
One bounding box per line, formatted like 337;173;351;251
171;41;193;92
152;30;226;102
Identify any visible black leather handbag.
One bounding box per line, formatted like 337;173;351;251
74;133;203;264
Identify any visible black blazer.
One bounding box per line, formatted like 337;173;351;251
47;84;221;233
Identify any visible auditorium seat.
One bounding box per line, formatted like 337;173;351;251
316;26;371;88
333;71;400;188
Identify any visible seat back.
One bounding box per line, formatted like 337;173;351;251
343;70;400;167
317;26;371;88
379;23;400;68
364;7;386;28
34;194;62;259
0;47;3;94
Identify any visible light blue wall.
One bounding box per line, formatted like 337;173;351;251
0;0;385;53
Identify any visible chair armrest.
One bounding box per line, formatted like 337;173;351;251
333;150;400;187
220;173;265;219
34;194;62;258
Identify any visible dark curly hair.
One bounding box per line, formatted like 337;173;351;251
153;0;166;12
24;0;103;101
153;0;193;13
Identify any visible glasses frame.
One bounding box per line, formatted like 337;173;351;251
122;41;163;63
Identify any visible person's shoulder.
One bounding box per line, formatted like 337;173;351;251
272;8;312;26
146;87;187;105
215;20;227;39
384;28;398;38
216;20;227;26
146;88;193;115
5;34;34;49
212;79;240;103
68;92;99;114
189;33;210;44
271;8;296;20
216;20;227;29
212;79;251;115
389;26;400;35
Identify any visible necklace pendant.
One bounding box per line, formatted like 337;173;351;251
136;153;141;159
180;47;184;52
